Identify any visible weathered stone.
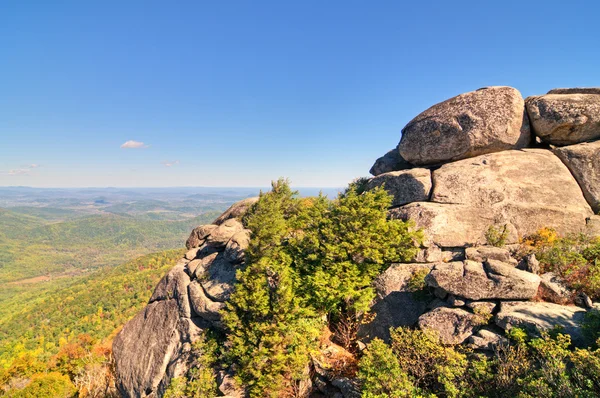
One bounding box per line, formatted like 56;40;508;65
587;216;600;236
206;219;244;248
496;301;587;346
468;329;507;351
526;94;600;145
539;273;572;305
418;307;479;345
213;197;259;225
554;140;600;213
447;295;466;307
224;229;251;263
419;149;592;246
188;280;225;323
467;301;497;317
200;254;237;302
574;292;594;309
426;260;541;301
366;168;432;207
217;371;244;398
189;252;218;279
413;245;443;263
399;86;530;166
331;378;360;398
113;302;208;397
518;253;540;274
185;224;218;249
441;248;466;262
184;247;201;261
358;263;434;342
466;246;516;265
548;88;600;95
150;263;191;318
369;147;413;176
390;202;499;247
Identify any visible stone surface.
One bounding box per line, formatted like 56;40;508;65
468;329;507;351
526;94;600;145
539;273;572;305
587;216;600;236
366;168;432;207
212;197;258;225
496;301;587;346
369;147;413;176
206;219;244;248
465;246;516;265
184;247;201;261
518;253;540;274
402;149;595;246
418;307;479;345
426;260;541;300
548;88;600;95
467;301;497;316
554;140;600;213
185;224;218;249
200;254;237;302
150;263;191;318
399;86;530;166
358;263;434;342
188;280;225;323
224;229;251;263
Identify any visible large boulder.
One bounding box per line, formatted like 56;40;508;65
366;168;432;207
418;307;479;345
426;260;541;301
206;219;244;248
213;197;259;225
398;86;530;166
393;149;593;247
186;224;218;249
369;147;413;176
496;301;588;346
554;140;600;213
358;263;434;342
525;94;600;145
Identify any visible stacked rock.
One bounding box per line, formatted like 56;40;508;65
113;198;257;398
360;86;600;350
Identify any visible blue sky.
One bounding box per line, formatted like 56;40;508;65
1;0;598;188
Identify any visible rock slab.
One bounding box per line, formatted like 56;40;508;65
366;168;432;207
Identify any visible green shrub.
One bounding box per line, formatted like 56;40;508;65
358;338;417;398
485;224;509;247
5;372;76;398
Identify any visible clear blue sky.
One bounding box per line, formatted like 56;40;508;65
1;0;598;187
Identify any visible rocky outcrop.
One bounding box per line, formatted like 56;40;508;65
358;263;434;342
398;86;530;166
113;200;253;398
426;260;541;301
554;140;600;213
369;147;413;176
548;88;600;95
418;307;479;345
389;149;593;248
496;301;588;346
526;93;600;145
365;168;432;207
212;197;258;225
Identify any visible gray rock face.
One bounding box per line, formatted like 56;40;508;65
369;147;413;176
418;307;479;344
358;263;434;342
547;88;600;95
588;215;600;236
496;301;588;346
213;197;259;225
554;140;600;213
393;149;593;248
468;329;507;351
366;168;432;207
206;219;244;248
224;229;251;263
465;246;516;265
113;198;255;398
526;94;600;145
426;260;541;301
399;86;530;166
539;273;573;305
186;224;218;249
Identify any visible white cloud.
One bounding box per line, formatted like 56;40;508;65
161;160;180;167
121;140;149;149
8;169;30;175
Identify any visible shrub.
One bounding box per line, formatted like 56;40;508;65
358;338;416;398
485;224;509;247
